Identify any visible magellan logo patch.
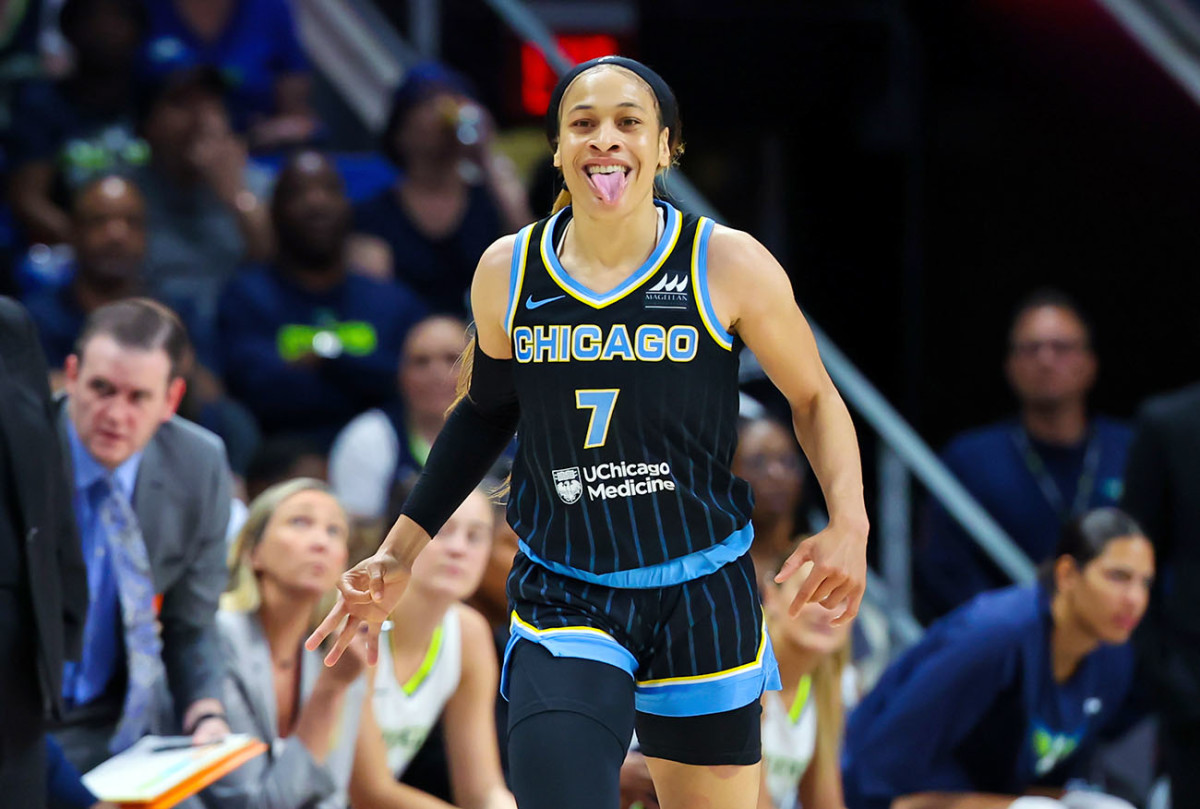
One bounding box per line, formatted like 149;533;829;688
553;467;583;504
644;274;689;310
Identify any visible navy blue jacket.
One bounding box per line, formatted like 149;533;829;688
218;266;427;440
843;585;1138;809
917;417;1131;615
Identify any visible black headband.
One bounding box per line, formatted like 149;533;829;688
544;55;679;146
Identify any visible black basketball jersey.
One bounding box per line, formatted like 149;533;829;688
502;200;755;588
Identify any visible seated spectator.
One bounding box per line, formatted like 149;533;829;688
461;509;519;783
133;64;274;337
469;516;520;638
732;415;809;583
1122;381;1200;808
350;485;516;809
760;557;851;809
328;313;467;523
140;0;317;150
916;290;1131;618
23;175;146;378
218;149;426;443
0;0;45;134
6;0;149;246
53;299;233;773
843;508;1153;809
354;61;530;314
21;173;261;474
206;478;366;809
243;434;329;502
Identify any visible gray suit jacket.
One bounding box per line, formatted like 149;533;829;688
202;610;366;809
57;402;233;723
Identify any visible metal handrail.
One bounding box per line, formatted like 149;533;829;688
1096;0;1200;106
808;323;1036;584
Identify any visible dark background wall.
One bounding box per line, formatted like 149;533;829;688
393;0;1200;448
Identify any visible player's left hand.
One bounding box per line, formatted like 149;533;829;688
775;519;868;624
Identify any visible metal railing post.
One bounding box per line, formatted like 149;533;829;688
878;446;913;615
412;0;442;60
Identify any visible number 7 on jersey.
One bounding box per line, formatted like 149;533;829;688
575;389;620;449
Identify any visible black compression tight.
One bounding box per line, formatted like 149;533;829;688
505;641;635;809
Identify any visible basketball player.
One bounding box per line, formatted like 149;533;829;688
309;56;869;809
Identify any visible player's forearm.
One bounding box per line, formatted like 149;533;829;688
791;384;869;532
378;514;432;571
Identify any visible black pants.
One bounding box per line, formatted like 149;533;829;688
1163;722;1200;808
0;588;46;808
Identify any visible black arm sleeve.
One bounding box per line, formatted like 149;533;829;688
400;341;519;537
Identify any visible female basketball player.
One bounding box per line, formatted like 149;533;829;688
842;508;1152;809
309;55;869;809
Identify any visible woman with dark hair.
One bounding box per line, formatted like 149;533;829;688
353;62;531;313
842;508;1153;809
733;416;809;583
312;55;869;809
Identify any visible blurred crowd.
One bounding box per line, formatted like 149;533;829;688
2;2;1199;809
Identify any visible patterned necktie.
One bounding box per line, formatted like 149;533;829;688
97;475;165;754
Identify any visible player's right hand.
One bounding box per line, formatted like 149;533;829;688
305;549;409;666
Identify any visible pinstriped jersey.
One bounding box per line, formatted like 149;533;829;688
502;200;755;587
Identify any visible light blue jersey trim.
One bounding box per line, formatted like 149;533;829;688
540;200;682;309
635;633;781;717
504;225;534;336
516;522;754;589
500;614;638;698
693;218;734;350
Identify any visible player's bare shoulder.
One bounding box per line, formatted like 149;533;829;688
474;233;520;291
471;233;522;333
704;224;795;330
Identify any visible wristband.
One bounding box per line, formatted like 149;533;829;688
185;712;227;734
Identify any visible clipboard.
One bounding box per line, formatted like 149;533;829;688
83;733;268;809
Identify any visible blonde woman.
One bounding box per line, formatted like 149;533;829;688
760;559;851;809
204;478;368;809
348;486;516;809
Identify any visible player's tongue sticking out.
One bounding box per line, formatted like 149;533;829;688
587;167;628;204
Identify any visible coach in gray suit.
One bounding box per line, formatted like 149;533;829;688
52;298;234;772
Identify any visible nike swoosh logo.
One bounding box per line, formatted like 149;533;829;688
526;294;566;310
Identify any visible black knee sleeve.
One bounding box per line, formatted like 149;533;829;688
505;641;636;809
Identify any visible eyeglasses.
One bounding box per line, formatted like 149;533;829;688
1010;339;1088;359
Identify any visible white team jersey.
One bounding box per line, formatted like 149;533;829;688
762;684;818;809
374;608;463;776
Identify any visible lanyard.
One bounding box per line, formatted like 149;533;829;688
1012;426;1102;522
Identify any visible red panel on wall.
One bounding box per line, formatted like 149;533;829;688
521;35;622;117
